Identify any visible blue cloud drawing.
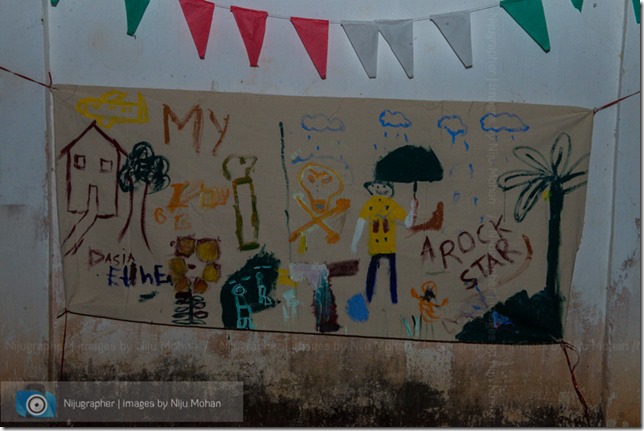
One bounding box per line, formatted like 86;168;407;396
437;115;467;143
480;112;529;133
379;110;412;128
301;114;345;132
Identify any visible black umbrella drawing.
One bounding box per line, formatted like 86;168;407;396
374;145;444;198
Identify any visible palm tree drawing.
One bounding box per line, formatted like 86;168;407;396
497;132;589;301
118;142;171;251
456;132;589;343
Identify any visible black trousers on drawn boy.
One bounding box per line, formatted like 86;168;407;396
365;253;398;304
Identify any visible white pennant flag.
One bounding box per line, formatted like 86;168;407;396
431;11;473;68
376;19;414;79
341;21;379;78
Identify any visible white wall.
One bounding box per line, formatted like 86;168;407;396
0;0;640;425
0;0;50;381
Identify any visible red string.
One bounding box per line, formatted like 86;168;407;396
0;62;639;115
0;65;53;89
59;310;69;379
593;91;640;114
560;341;591;426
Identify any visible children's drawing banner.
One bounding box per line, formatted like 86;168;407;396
54;85;593;344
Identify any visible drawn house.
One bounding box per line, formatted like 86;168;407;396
58;121;127;217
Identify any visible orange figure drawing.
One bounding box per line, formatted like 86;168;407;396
411;280;448;323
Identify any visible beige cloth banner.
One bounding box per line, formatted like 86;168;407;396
54;85;593;343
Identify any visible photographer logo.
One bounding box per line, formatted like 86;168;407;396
15;385;57;418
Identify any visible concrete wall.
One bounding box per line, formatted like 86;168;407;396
0;0;640;425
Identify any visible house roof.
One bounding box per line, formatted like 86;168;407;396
58;120;127;159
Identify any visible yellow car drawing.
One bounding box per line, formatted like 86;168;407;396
76;90;149;128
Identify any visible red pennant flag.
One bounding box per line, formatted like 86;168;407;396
290;17;329;79
230;6;268;67
179;0;215;59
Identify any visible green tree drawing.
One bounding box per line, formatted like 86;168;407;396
118;142;170;251
456;132;589;343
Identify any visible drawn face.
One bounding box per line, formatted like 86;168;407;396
368;182;394;197
233;284;247;296
298;163;343;213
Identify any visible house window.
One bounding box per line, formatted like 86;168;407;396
100;158;113;173
73;154;86;170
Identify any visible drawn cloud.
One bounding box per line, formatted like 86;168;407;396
437;115;467;143
379;110;412;128
301;114;345;132
480;112;529;133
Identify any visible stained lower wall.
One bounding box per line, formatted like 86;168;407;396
53;312;608;426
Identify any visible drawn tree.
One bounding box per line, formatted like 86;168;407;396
118;142;170;251
456;132;588;343
497;132;589;302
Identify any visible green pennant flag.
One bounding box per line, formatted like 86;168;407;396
633;0;640;24
571;0;583;12
500;0;550;53
51;0;60;6
125;0;150;36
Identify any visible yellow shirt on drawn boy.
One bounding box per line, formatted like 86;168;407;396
358;195;406;255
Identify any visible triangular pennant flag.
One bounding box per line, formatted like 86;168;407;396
124;0;150;37
51;0;60;6
633;0;640;24
571;0;583;12
230;6;268;67
341;21;379;78
290;17;329;79
179;0;215;59
500;0;550;53
376;20;414;79
431;11;473;68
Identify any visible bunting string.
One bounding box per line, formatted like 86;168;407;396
47;0;640;78
212;2;500;24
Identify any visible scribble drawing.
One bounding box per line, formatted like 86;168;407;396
290;263;339;333
223;155;259;251
118;142;171;251
155;181;230;231
408;201;444;234
457;132;589;343
281;288;301;321
220;249;280;329
289;162;350;246
352;180;416;304
76;90;148;129
411;280;448;323
58;121;127;256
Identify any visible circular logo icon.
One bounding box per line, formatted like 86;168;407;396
26;394;48;416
